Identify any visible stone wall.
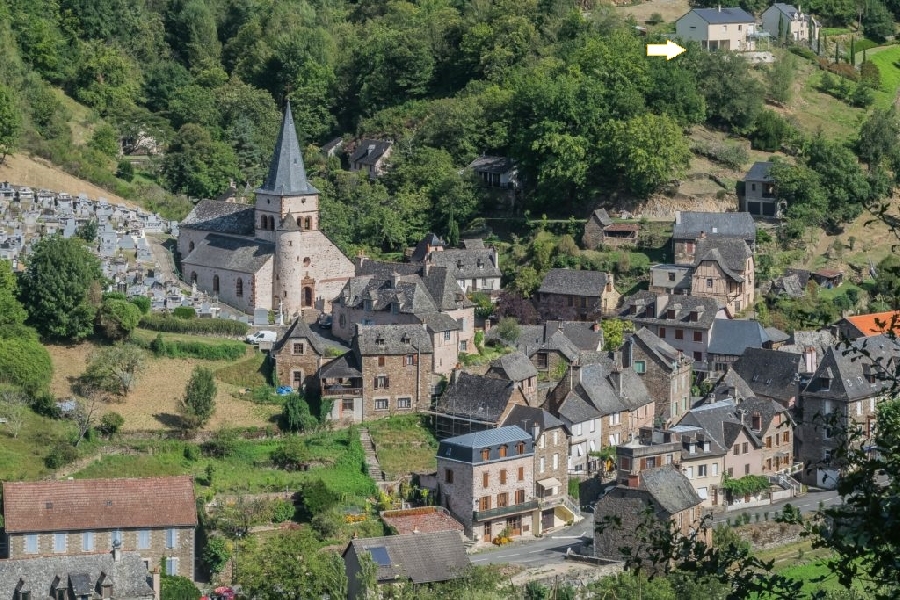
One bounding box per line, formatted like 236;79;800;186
360;352;432;419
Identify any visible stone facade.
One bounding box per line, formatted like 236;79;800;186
183;260;272;314
625;331;693;426
691;256;755;314
272;331;326;394
359;351;432;417
6;527;195;579
532;426;570;503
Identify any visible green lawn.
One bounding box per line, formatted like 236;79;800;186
792;68;873;139
73;429;376;498
867;45;900;95
821;27;852;36
0;411;89;481
215;353;272;388
366;415;438;479
132;327;251;348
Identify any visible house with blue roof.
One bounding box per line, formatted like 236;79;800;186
675;6;757;51
762;3;819;44
436;426;544;542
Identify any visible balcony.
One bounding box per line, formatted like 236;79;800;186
473;499;539;522
321;383;363;397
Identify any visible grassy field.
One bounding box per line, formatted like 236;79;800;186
788;64;871;140
0;411;82;481
0;154;133;206
74;429;376;498
215;353;272;388
366;415;438;479
866;45;900;94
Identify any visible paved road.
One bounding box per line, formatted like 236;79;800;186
471;489;843;567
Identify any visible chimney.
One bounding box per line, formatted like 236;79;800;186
112;543;122;562
804;346;817;373
627;474;640;488
610;363;623;393
699;230;707;239
592;321;601;332
675;210;682;225
152;569;161;600
532;423;540;441
622;335;633;368
450;368;460;386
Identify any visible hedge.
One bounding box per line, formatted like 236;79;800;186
139;315;249;336
135;334;247;361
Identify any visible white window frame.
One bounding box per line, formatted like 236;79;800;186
397;397;412;409
552;453;559;469
165;528;177;550
375;398;389;411
634;360;646;374
25;534;38;554
138;530;151;550
54;533;66;553
82;531;94;552
165;557;178;576
539;456;545;473
712;463;719;477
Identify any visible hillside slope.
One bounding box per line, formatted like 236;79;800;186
0;154;134;208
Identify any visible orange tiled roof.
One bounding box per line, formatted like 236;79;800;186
2;476;197;533
845;311;900;337
380;506;464;535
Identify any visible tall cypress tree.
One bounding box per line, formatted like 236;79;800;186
835;40;840;64
850;36;856;65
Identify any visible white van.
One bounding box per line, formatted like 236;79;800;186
246;330;277;345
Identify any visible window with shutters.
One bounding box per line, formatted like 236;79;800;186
479;496;491;511
375;375;389;389
166;529;177;549
497;492;509;507
517;466;524;481
499;445;508;457
516;442;525;454
138;530;151;550
516;489;525;504
483;472;489;488
165;557;178;576
481;448;490;460
500;469;507;484
377;356;385;367
405;354;416;366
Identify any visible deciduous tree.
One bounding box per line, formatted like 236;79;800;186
0;84;22;164
179;366;216;430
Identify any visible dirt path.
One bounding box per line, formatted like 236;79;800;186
614;0;689;23
0;154;134;207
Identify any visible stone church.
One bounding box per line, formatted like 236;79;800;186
177;102;355;317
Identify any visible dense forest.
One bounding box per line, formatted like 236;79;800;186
0;0;898;256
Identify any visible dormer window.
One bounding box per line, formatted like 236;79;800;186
364;299;373;311
499;445;508;457
751;412;762;431
391;302;399;315
516;442;526;455
477;259;484;269
667;309;675;319
480;448;490;460
690;310;699;322
375;336;385;347
401;334;410;344
456;260;463;269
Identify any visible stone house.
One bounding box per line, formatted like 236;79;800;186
349;139;393;179
501;405;578;531
648;263;692;296
0;552;157;600
424;242;502;294
547;356;654;473
623;328;693;426
795;334;898;487
272;318;343;393
739;396;796;475
675;7;757;51
671;211;756;266
835;310;900;340
733;347;803;408
676;399;764;480
436;426;539;541
582;208;639;249
468;156;519;189
742;161;777;216
690;236;755;313
761;3;819;44
594;466;705;568
2;476;197;580
486;351;539;405
619;292;722;365
320;324;434;424
535;268;620;321
432;372;528;439
491;320;603;381
343;531;469;600
706;319;771;374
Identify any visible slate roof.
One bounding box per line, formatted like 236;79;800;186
620;291;720;329
355;258;423;278
707;319;770;356
256;101;318;195
737;396;795;435
769;3;804;18
693;237;752;281
640;465;703;514
2;476;197;533
568;358;651;414
468;155;516;174
557;391;602;424
0;553;154;600
434;372;520;424
339;274;438;315
802;334;900;400
709;368;756;403
538;268;609;297
179;200;255;235
319;352;362;379
689;7;756;23
422;266;474;311
745;161;774;182
350;139;392;166
410;232;445;262
493;322;599;359
629;327;687;368
672;211;756;241
591;208;613;227
343;530;470;585
489;351;538;382
678;399;753;451
439;426;533;455
734;347;801;403
273;317;345;355
182;234;273;274
547;321;605;351
779;329;836;357
427;248;501;280
354;324;433;355
502;404;566;434
419;311;461;333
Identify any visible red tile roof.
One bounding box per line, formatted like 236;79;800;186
845;310;900;337
2;476;197;533
380;506;464;535
814;269;843;278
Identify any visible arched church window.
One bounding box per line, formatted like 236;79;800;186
190;272;197;284
213;275;220;293
260;215;267;229
236;278;243;297
304;217;311;230
297;217;303;228
303;257;311;267
188;241;195;253
302;287;313;307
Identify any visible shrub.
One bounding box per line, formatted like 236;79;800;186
271;437;311;470
201;430;236;458
116;160;135;181
172;307;196;319
202;535;230;575
690;140;748;170
45;442;78;469
310;510;341;539
271;498;296;523
851;83;876;107
99;412;125;436
789;45;817;60
31;393;61;419
140;314;249;336
129;296;151;314
300;479;339;518
139;335;246;360
183;444;201;462
826;62;860;81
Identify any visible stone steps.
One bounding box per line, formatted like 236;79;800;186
359;428;386;482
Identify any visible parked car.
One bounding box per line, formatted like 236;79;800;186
318;314;333;329
245;330;277;345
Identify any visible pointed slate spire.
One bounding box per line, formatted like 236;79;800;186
256;100;318;196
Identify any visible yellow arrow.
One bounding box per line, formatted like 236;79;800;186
646;41;686;60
